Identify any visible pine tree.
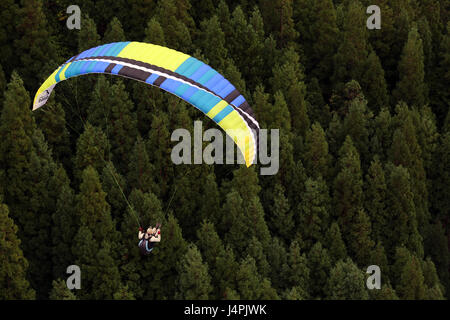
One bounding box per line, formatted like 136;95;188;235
77;15;100;52
370;107;393;161
423;221;450;292
190;0;215;23
0;64;5;106
155;0;192;51
196;173;221;228
127;136;158;195
283;286;308;300
123;0;157;40
49;279;76;300
0;201;35;299
176;244;213;299
342;96;373;168
297;177;330;249
370;283;399;300
306;78;329;128
144;18;166;46
90;241;122;300
222;58;248;97
227;6;265;86
332;0;369;89
195;220;227;298
223;167;271;254
393;26;428;107
333;136;364;247
236;256;278;299
147;110;173;198
76;166;115;243
303;122;331;179
0;72;55;297
216;0;233;40
0;73;36;215
350;209;375;267
245;237;271;278
360;50;389;112
326;222;347;264
268;183;293;242
431;132;450;222
421;258;445;299
276;0;298;47
169;165;218;239
14;0;61;90
51;166;78;280
326;111;345;158
266;237;288;291
74;123;110;184
252;85;273;130
0;0;19;75
103;17;126;43
215;246;240;299
385;165;423;259
327;258;369;300
370;242;390;283
307;242;332;298
35;100;71;169
199;15;228;72
113;285;135;300
389;104;430;237
260;0;298;47
395;251;426;300
282;241;310;297
309;0;339;92
364;158;388;244
411;106;439;175
88;78;138;172
434;22;450;123
72;225;100;299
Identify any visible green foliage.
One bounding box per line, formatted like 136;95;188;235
282;241;310;296
333;136;364;248
77;15;100;52
298;177;330;249
307;242;332;298
144;18;166;46
332;0;369;89
176;244;213;299
74;123;110;184
0;0;448;301
327;258;369;300
0;201;35;299
236;256;279;300
14;0;60;90
303;122;331;179
103;17;126;43
199;15;228;72
393;27;428;107
49;279;76;300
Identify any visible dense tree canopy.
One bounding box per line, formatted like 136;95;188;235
0;0;448;300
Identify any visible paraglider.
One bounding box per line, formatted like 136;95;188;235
33;41;259;167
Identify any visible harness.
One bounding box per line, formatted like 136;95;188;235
138;232;157;255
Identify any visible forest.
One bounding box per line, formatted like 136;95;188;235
0;0;449;300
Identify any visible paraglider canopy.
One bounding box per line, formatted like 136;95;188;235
33;42;259;166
